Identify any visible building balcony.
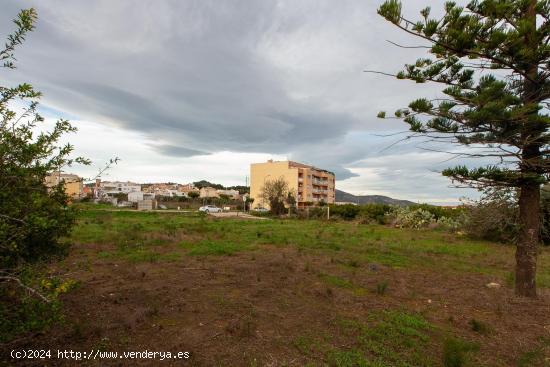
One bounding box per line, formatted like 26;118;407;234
312;189;329;194
312;179;329;185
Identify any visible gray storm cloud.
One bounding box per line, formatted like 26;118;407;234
0;0;479;199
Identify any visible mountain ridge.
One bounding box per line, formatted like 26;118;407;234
335;189;415;206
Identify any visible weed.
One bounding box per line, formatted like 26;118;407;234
443;337;479;367
293;335;320;355
319;273;353;289
517;336;550;367
376;281;388;295
327;349;369;367
469;319;491;334
95;337;111;351
70;321;85;341
180;240;252;256
145;306;159;318
333;311;433;366
505;271;515;288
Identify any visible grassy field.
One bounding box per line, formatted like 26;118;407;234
6;209;550;366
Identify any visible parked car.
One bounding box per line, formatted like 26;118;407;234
253;207;269;213
198;205;222;213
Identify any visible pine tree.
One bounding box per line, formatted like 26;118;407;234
376;0;550;297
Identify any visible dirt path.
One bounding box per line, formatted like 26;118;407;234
208;212;268;219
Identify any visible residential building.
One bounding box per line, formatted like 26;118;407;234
98;180;141;196
250;160;336;209
199;187;220;198
178;183;197;193
139;183;188;198
45;173;83;199
216;189;240;200
128;191;144;203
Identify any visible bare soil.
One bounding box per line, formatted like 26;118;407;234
4;242;549;366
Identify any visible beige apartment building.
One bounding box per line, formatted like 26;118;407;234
45;173;83;199
250;160;335;209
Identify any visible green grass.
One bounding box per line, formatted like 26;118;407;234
68;209;550;287
46;208;550;365
517;337;550;367
442;337;480;367
329;311;436;366
179;239;254;256
288;310;440;366
328;310;480;367
319;273;355;289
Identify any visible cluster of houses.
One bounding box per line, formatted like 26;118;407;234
46;159;337;211
94;180;244;201
45;173;248;209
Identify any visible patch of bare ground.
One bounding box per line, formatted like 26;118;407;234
3;244;549;366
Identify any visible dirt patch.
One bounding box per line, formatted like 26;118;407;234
3;244;549;366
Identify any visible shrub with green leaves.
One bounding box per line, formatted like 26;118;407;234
328;204;360;220
390;207;436;229
0;8;89;343
0;9;86;271
358;203;392;224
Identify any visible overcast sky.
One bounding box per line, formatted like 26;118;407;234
1;0;483;204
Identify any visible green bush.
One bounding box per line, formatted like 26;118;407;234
358;204;392;224
409;203;464;220
0;294;61;342
390;207;436;229
329;204;360;220
462;188;518;243
443;337;479;367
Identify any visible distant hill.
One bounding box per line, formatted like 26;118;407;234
335;189;415;206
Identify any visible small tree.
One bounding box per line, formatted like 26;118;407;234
218;194;230;204
0;9;88;294
260;177;294;215
376;0;550;298
188;191;200;199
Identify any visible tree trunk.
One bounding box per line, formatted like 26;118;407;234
515;0;540;298
515;182;540;297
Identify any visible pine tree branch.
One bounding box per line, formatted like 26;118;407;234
385;40;430;49
394;15;540;85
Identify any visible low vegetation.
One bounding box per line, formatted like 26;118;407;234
2;208;548;366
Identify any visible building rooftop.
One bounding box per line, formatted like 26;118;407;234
256;159;335;176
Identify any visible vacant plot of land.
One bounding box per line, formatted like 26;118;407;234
5;210;550;366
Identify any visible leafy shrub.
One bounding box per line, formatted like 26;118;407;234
443;337;479;367
409;203;464;220
0;270;78;342
390;207;436;229
462;188;519;243
358;204;392;224
437;215;464;231
328;204;360;220
0;295;61;342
